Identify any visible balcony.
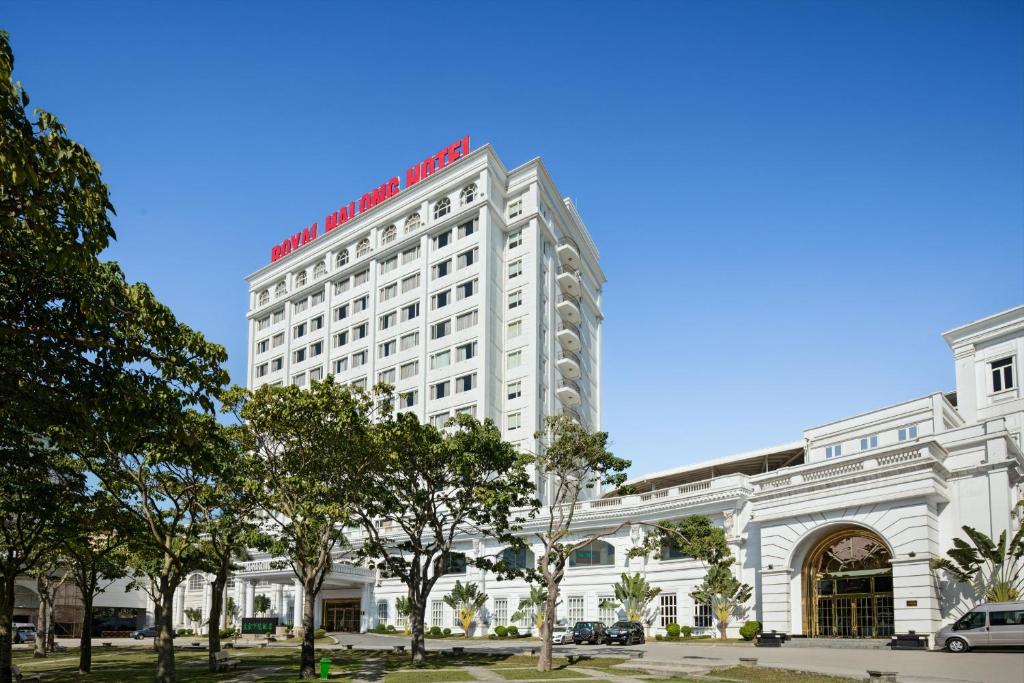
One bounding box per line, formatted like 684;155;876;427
556;269;581;299
556;295;581;325
556;237;581;271
556;378;582;406
556;321;582;352
557;349;581;379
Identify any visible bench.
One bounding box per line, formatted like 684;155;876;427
755;631;786;647
392;644;406;653
890;632;928;650
451;646;465;655
12;665;41;682
101;642;113;648
213;651;241;671
739;657;759;667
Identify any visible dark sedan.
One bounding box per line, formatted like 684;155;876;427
603;621;645;645
571;621;607;644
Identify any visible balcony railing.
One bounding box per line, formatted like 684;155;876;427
557;237;581;271
557;321;582;352
556;295;581;324
556;269;582;299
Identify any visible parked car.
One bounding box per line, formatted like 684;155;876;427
936;601;1024;652
12;625;36;644
131;626;159;640
551;626;570;645
571;621;607;645
604;621;645;645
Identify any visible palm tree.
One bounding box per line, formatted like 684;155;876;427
931;506;1024;602
601;573;662;624
691;560;751;639
511;585;553;633
442;581;488;637
253;594;271;617
395;596;411;635
184;608;204;633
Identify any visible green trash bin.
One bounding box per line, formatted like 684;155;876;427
319;656;331;680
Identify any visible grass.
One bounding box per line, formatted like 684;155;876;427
707;666;863;683
387;671;476;682
496;669;595;680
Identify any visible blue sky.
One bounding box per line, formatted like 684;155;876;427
5;1;1023;476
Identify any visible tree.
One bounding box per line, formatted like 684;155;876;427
224;597;239;627
931;504;1024;603
395;596;411;635
225;379;375;679
510;585;551;633
690;559;752;639
184;607;203;631
602;573;661;625
530;416;630;671
29;561;70;657
349;408;536;663
253;595;272;617
443;581;488;637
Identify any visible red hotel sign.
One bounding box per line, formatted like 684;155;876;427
269;135;471;263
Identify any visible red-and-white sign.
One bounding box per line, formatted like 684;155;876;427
269;136;471;263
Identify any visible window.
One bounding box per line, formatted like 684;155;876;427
897;425;918;442
255;363;268;378
508;290;523;310
568;540;615;567
352;350;367;367
431;381;451;399
493;598;508;626
457;248;477;269
825;444;842;459
271;357;283;372
293;348;306;363
381;225;397;245
432;259;452;280
456;341;477;362
860;434;879;450
432;289;451;310
507;412;521;431
431;350;451;370
431;320;451;340
434;230;452;250
294;298;308;314
257;290;270;307
334;357;348;373
508;259;523;279
379;311;397;330
295;271;307;287
377;600;389;626
402;273;420;293
188;575;204;591
508;199;523;219
334;331;348;347
351;377;367;390
456;373;477;393
405;213;421;233
379;340;397;358
567;596;584;624
431;600;444;628
356;238;371;257
433;197;451;219
313;261;327;280
353;269;370;286
380;256;398;275
311;289;325;306
353;295;368;313
293;322;307;339
600;596;618;625
456;310;478;332
507;381;522;400
459;183;477;205
694;602;713;629
400;331;419;351
400;361;419;380
309;366;323;382
992;357;1015;393
501;547;534;570
456;404;476;417
456;279;477;300
401;302;420;322
507;320;523;339
310;315;323;331
398;390;417;408
443;552;466;574
660;595;678;627
507;350;523;369
334;278;350;295
353;323;368;340
292;373;306;387
402;245;420;264
380;283;398;302
507;229;523;249
661;538;690;560
256;315;270;331
275;283;290;301
272;332;284;348
335;249;349;268
310;341;323;357
989;610;1024;626
430;411;450;428
335;304;349;321
272;309;285;324
256;339;269;354
378;368;396;384
457;220;475;239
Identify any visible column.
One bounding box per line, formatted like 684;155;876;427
314;592;323;631
359;583;374;633
244;580;256;618
759;568;792;634
234;580;245;626
174;586;186;628
202;581;212;634
891;557;941;639
274;584;284;621
145;594;156;627
292;579;304;628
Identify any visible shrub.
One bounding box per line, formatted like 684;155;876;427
666;623;681;638
176;628;190;637
655;634;664;641
442;627;452;636
507;625;519;637
740;621;761;641
385;624;396;633
218;628;236;639
494;625;508;638
681;625;693;638
314;628;326;638
371;623;387;634
429;626;442;637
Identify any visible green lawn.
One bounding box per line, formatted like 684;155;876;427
705;666;863;683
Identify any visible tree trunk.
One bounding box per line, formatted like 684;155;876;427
45;592;56;652
33;576;46;658
207;579;225;672
0;573;17;683
155;581;177;683
78;590;94;674
537;578;559;672
719;620;728;639
299;577;316;679
408;594;427;664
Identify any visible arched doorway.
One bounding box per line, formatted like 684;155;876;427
802;527;894;638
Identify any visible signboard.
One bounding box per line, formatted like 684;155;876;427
269;135;471;264
241;617;279;635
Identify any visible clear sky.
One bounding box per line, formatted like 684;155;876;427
5;1;1023;476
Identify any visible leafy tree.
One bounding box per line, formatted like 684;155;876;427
690;559;752;639
253;595;272;617
395;596;411;635
510;585;551;633
29;561;70;657
530;416;630;671
224;379;375;679
349;408;535;663
931;504;1024;603
601;573;661;625
443;581;488;637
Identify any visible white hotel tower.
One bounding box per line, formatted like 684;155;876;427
245;143;605;504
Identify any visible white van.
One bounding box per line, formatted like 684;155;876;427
935;601;1024;652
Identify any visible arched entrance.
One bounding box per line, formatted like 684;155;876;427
802;527;894;638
